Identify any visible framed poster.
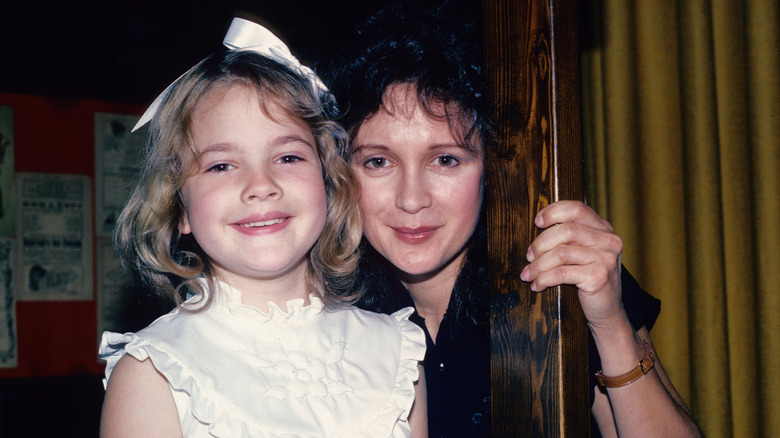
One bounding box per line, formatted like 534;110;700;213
0;237;16;368
94;112;144;236
15;173;92;301
0;105;14;237
96;237;131;338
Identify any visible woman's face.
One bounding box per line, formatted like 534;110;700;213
350;83;484;279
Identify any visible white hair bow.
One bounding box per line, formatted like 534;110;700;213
132;17;329;132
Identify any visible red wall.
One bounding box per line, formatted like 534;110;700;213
0;92;144;378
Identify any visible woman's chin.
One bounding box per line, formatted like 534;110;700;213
389;251;467;285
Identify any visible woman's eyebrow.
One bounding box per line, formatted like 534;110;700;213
352;142;465;154
428;142;465;151
351;144;389;154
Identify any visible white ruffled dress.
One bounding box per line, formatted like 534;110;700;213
99;281;426;437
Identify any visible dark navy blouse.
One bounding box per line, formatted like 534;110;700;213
359;261;660;438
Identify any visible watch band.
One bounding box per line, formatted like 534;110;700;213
595;340;655;388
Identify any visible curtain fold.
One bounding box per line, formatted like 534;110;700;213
580;1;779;436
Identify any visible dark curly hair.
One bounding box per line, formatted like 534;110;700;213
320;0;491;334
323;0;492;152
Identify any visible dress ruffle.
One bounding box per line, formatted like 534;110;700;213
361;307;426;437
100;282;425;438
102;329;251;436
183;278;325;322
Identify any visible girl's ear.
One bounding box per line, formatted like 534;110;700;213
179;207;192;235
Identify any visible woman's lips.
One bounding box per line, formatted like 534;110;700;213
391;226;438;245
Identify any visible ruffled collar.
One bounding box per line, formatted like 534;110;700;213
184;277;324;323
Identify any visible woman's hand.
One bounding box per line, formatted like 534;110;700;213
520;200;625;330
521;200;704;437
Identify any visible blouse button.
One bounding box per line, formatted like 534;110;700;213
438;362;445;371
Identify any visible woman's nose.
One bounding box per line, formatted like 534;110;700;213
395;169;432;213
242;169;281;201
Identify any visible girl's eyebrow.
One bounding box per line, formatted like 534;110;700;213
198;135;315;155
198;143;234;155
272;134;316;149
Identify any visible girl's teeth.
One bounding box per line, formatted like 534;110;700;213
240;218;284;228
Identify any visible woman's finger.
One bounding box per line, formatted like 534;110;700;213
535;200;613;233
528;221;623;263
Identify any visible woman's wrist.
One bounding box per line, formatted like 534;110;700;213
595;340;655;388
589;315;647;378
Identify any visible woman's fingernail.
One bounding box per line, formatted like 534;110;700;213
526;248;534;262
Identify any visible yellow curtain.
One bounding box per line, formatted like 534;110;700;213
580;0;779;436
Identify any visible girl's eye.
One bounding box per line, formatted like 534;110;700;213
206;163;234;172
277;155;303;164
433;155;459;167
364;157;388;169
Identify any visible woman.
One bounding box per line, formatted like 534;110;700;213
323;1;703;437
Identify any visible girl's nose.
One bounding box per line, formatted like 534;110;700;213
395;169;432;214
242;169;281;202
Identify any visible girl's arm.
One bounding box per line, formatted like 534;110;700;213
408;364;428;438
101;355;182;438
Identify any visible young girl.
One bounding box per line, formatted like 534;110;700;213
99;18;426;437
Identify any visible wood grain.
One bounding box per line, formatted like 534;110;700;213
482;0;590;435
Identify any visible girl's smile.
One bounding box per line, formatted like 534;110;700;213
233;213;290;233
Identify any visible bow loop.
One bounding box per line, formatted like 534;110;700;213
223;18;291;56
132;17;329;132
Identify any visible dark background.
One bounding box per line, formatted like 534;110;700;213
0;0;400;103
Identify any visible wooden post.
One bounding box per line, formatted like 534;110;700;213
483;0;590;436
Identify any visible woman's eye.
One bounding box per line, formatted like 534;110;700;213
365;157;388;168
206;163;234;172
434;155;459;167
